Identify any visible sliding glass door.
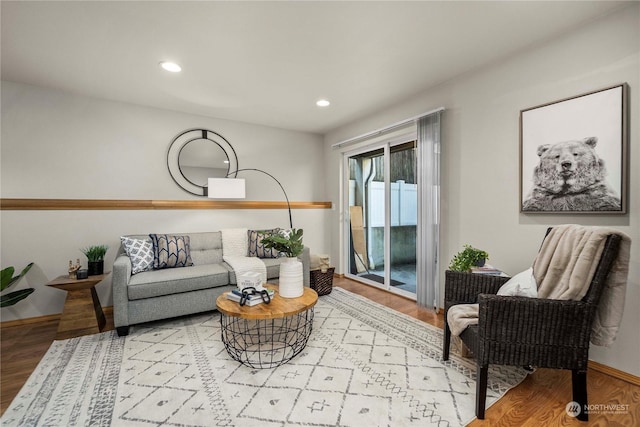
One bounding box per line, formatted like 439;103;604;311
345;139;417;298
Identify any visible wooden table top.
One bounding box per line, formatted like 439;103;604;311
216;284;318;320
46;273;110;292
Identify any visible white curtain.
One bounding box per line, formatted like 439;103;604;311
416;112;442;309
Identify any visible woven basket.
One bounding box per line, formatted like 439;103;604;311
310;268;335;296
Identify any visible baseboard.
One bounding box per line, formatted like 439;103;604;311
0;312;61;328
589;360;640;386
0;306;114;329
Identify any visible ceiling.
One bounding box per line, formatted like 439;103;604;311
1;1;628;135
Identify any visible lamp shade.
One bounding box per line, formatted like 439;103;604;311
207;178;246;199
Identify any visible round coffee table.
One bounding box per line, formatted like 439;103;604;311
216;284;318;369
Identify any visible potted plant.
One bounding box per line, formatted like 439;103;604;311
448;244;489;272
1;263;35;307
81;245;109;276
260;228;304;258
261;229;304;298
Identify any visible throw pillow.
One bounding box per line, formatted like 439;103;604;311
248;228;281;258
149;234;194;269
120;236;154;274
497;267;538;298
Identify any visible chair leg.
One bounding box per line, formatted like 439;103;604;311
476;364;488;419
443;318;451;361
572;369;588;422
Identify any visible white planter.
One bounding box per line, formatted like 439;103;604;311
279;257;304;298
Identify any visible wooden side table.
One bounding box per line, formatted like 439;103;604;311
46;273;109;340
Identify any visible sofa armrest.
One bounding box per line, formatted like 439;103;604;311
112;254;132;328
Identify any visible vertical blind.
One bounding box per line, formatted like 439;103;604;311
416;111;442;309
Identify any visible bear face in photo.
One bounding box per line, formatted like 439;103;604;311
523;137;621;211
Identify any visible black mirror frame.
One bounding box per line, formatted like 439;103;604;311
167;128;239;196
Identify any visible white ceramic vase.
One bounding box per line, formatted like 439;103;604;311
279;257;304;298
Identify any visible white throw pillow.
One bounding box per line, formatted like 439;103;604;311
120;236;154;274
497;267;538;298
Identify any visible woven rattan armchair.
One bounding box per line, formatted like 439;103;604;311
442;231;622;421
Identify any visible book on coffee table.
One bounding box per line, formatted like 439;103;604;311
226;289;275;306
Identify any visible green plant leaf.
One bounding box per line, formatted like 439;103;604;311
1;267;15;291
260;228;304;258
0;288;35;307
1;262;33;291
81;245;109;262
448;245;489;272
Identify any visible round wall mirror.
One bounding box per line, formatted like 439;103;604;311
168;129;239;196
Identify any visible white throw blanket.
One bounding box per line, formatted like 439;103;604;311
447;225;631;346
534;225;631;346
447;304;481;337
221;228;267;283
221;228;249;257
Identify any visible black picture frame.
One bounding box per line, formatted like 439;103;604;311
520;84;627;214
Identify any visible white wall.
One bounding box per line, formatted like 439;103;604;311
1;82;330;321
325;5;639;375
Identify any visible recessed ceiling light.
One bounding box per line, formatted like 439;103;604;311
160;61;181;72
316;99;330;107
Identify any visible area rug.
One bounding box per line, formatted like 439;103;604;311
2;288;527;426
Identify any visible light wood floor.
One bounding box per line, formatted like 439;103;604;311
1;276;638;425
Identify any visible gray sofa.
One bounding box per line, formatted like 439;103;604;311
112;231;310;336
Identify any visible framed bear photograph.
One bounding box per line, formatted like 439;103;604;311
520;83;628;214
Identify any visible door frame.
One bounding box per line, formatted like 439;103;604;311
342;133;417;299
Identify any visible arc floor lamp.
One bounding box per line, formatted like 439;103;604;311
207;168;293;228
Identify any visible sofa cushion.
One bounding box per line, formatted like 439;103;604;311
188;232;223;265
149;234;194;269
248;229;281;258
120;236;154;274
127;264;230;300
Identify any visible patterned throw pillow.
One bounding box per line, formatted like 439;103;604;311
149;234;194;269
120;237;154;274
247;228;281;258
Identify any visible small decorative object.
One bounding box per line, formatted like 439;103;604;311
261;229;304;298
520;84;627;213
68;259;81;279
318;254;330;273
76;269;88;280
1;263;35;308
449;245;489;272
81;245;109;276
237;271;262;291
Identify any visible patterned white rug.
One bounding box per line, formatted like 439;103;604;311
2;288;527;426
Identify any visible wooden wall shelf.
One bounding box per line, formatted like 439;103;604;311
0;198;332;211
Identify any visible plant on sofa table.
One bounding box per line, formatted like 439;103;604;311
1;263;35;307
81;244;109;276
261;229;304;258
449;244;489;272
